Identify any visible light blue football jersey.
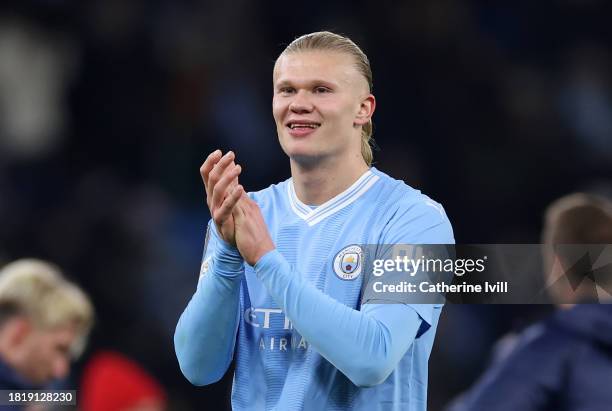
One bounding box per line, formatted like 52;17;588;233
175;167;454;411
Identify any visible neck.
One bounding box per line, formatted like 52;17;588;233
290;151;369;205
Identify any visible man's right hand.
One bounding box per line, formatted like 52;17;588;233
200;150;243;246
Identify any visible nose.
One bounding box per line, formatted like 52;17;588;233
289;90;313;114
52;357;69;379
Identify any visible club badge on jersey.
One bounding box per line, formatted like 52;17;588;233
333;245;363;280
200;256;212;280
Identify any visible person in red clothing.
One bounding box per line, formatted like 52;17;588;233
80;350;167;411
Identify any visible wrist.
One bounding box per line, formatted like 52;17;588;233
212;223;240;256
214;245;244;280
249;244;275;266
217;236;241;257
253;248;280;271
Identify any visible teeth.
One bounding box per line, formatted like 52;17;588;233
289;123;320;129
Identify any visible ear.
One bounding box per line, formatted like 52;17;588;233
354;94;376;126
4;317;32;348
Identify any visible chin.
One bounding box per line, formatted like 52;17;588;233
279;137;312;157
281;142;321;160
30;375;51;386
289;153;325;167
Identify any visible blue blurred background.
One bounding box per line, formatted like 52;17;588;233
0;0;611;409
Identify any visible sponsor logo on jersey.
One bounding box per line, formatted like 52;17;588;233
245;307;293;330
258;335;309;352
333;245;363;280
244;308;308;352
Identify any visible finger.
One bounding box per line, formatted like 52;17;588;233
233;194;248;220
234;191;249;216
200;150;222;194
224;175;239;200
207;151;236;194
228;175;240;192
215;185;243;224
235;190;250;209
213;163;241;208
212;164;242;212
244;196;258;211
207;152;236;209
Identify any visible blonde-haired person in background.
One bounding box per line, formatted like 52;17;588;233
0;258;93;398
541;192;612;304
175;31;454;410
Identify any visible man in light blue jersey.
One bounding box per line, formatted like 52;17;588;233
174;31;454;411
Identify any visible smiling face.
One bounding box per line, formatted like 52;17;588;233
272;50;375;165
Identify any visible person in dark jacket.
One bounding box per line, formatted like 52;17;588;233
447;193;612;411
0;259;94;410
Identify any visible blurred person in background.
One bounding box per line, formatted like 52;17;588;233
175;31;454;410
446;193;612;411
541;193;612;304
0;259;94;409
80;350;167;411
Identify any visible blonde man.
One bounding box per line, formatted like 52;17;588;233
0;259;94;391
175;31;454;410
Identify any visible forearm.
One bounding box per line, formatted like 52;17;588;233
254;249;422;387
174;241;244;385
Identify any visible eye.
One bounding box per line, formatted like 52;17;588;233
55;343;70;356
314;86;331;93
278;87;295;95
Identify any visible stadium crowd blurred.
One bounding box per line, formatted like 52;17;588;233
0;1;611;410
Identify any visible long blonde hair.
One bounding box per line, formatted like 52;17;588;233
279;31;375;165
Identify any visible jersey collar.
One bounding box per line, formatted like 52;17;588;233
287;169;380;226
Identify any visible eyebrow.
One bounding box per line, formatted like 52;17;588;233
274;79;338;89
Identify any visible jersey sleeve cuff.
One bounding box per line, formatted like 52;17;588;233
208;224;243;275
216;237;242;259
210;222;242;259
254;249;287;274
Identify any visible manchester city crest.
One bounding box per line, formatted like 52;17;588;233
199;256;212;280
333;245;363;280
